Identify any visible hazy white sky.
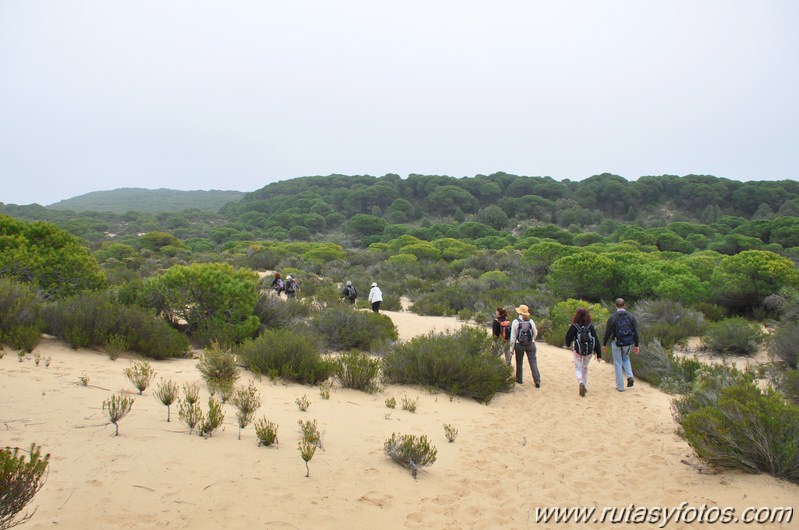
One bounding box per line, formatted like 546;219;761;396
1;1;797;206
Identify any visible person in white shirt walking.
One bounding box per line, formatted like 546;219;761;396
368;282;383;313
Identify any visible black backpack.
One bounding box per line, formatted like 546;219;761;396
347;286;357;301
285;279;297;294
517;319;534;346
614;312;635;347
573;323;595;356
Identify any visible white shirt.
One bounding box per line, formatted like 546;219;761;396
368;286;383;303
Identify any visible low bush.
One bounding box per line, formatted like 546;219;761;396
313;306;398;352
702;317;765;356
692;302;726;322
41;292;188;359
197;342;240;392
768;320;799;369
254;418;279;447
381;327;513;403
384;433;437;478
630;340;702;394
124;361;156;395
633;299;706;350
234;328;333;385
0;279;42;352
103;394;134;436
775;369;799;405
200;398;225;437
678;379;799;483
231;382;261;439
333;350;381;392
253;293;315;329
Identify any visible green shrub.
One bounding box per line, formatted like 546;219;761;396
333;351;381;392
41;292;188;359
253;293;315;329
679;381;799;483
630;340;702;394
775;370;799;405
234;328;333;385
768;320;799;369
231;381;262;439
692;302;726;322
0;443;50;529
381;327;513;403
2;325;41;354
673;365;755;420
702;317;765;356
633;299;706;350
124;361;156;395
103;394;134;436
313;306;398;352
197;341;240;391
254;418;279;447
200;397;225;437
0;279;41;352
384;433;437;478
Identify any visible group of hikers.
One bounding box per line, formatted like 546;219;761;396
492;298;640;397
338;280;384;313
269;273;384;313
269;270;639;397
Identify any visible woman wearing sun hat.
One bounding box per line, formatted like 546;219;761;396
509;304;541;387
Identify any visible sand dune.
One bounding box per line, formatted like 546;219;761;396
1;313;796;530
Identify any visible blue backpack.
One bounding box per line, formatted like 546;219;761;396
615;312;635;347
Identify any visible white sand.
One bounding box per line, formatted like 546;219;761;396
1;313;797;530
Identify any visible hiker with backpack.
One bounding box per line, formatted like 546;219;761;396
284;275;299;298
492;307;512;366
368;282;383;313
602;298;640;392
509;304;541;387
564;307;601;397
270;272;284;297
341;281;357;305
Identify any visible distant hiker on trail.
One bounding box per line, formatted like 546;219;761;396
492;307;512;366
602;298;640;392
509;304;541;388
368;282;383;313
341;281;357;305
270;272;284;297
284;275;299;298
564;307;601;398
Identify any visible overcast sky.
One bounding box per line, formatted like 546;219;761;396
1;1;797;206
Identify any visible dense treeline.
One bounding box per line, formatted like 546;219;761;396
2;174;799;254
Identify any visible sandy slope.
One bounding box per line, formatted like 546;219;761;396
1;312;796;530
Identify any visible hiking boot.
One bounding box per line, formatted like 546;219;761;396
535;382;540;388
627;377;634;388
579;383;586;397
